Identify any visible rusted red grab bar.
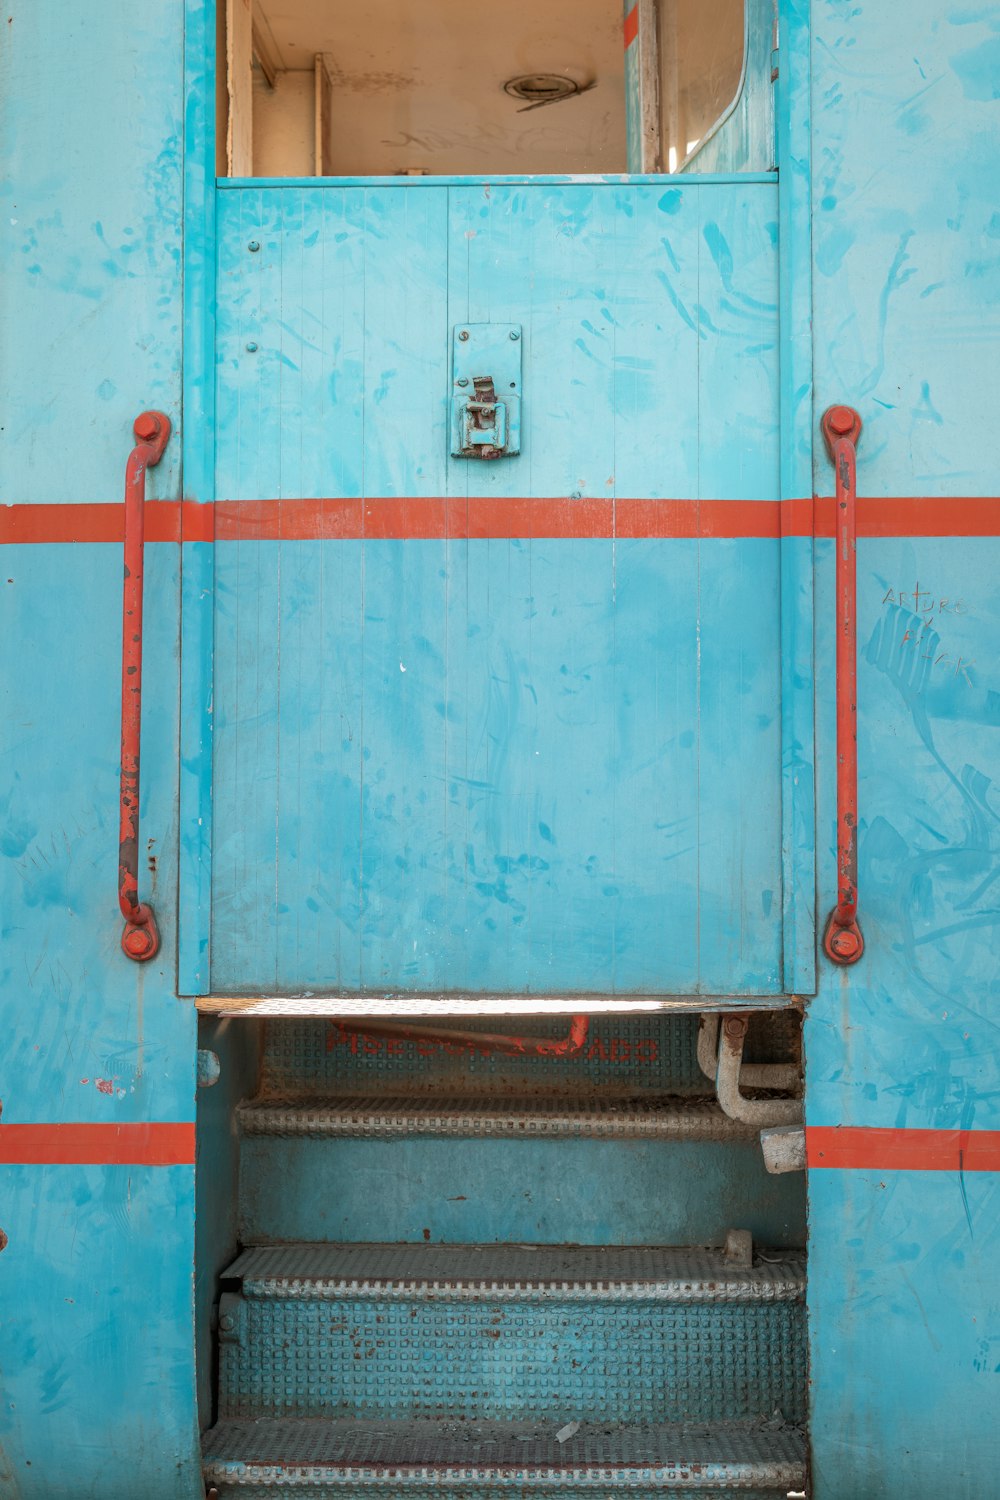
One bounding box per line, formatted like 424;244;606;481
119;411;171;962
822;405;864;966
330;1013;590;1058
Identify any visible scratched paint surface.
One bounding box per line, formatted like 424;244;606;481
0;3;201;1495
210;181;786;994
806;1;1000;1493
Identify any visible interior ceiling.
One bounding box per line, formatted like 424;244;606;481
254;0;626;174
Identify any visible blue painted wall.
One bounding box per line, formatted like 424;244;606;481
806;1;1000;1493
0;4;202;1495
2;0;999;1493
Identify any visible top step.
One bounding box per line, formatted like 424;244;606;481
257;1013;801;1100
238;1095;763;1141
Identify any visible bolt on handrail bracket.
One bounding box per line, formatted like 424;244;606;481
119;411;171;962
821;405;865;967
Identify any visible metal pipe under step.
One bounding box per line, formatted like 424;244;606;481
715;1016;804;1128
697;1014;801;1091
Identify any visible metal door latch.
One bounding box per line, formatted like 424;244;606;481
451;323;521;459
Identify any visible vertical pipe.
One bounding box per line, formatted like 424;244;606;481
119;411;171;962
821;404;864;966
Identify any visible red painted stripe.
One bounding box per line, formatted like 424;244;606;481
0;502;183;544
854;494;1000;539
217;496;785;540
0;1121;196;1166
807;1126;1000;1172
623;4;639;47
182;498;215;542
3;496;1000;544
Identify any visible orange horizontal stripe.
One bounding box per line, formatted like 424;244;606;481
2;496;999;543
216;496;786;540
623;4;639;48
0;501;183;544
807;1126;1000;1172
0;1121;195;1166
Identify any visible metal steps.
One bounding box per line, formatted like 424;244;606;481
213;1019;809;1494
217;1243;806;1426
202;1416;807;1496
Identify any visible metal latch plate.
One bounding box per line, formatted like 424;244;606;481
450;323;521;459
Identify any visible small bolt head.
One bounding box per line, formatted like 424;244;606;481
509;329;520;340
122;924;157;960
456;377;469;387
723;1015;747;1038
247;240;261;252
830;927;862;961
133;413;159;443
245;341;258;353
458;330;469;341
827;405;856;436
219;1313;236;1333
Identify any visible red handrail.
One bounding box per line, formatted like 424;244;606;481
330;1013;590;1058
821;405;864;966
119;411;171;962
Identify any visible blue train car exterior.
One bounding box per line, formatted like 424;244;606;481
1;1;998;1495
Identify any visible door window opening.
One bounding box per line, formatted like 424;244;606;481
218;0;756;178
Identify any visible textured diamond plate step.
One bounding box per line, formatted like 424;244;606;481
225;1242;806;1302
260;1014;801;1100
238;1096;760;1140
217;1244;806;1424
202;1417;807;1496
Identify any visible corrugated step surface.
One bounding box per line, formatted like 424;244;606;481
217;1245;806;1425
238;1096;761;1140
263;1015;705;1097
259;1014;801;1099
202;1417;807;1496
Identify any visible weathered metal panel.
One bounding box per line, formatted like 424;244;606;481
805;0;1000;1493
0;2;200;1494
208;180;787;997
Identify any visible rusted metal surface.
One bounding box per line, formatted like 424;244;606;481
327;1012;589;1059
696;1014;800;1092
821;404;865;966
119;409;170;962
715;1016;803;1128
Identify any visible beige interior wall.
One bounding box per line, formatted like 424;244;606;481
253;69;315;176
238;0;626;176
222;0;745;178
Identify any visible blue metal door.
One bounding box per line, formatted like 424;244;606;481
206;175;788;996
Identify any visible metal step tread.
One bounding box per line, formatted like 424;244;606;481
202;1417;807;1487
224;1242;806;1302
238;1095;759;1140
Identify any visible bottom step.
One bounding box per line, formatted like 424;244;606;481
203;1418;807;1497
